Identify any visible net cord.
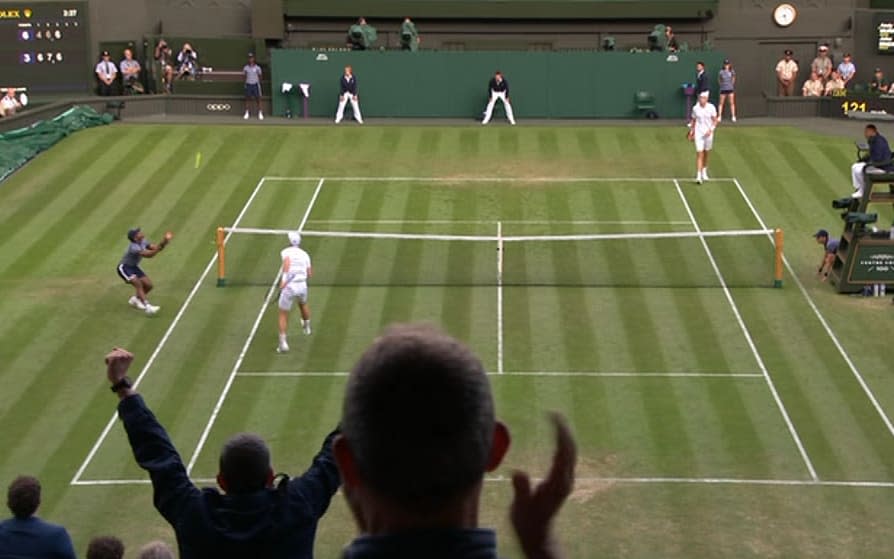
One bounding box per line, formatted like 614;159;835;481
222;226;776;243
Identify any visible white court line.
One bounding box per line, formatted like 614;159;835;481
263;176;739;183
235;371;764;378
185;178;326;475
497;221;504;374
674;179;819;481
70;476;894;489
305;219;693;226
732;178;894;440
69;175;284;485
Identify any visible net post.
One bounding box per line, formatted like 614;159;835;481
216;227;226;287
773;228;784;288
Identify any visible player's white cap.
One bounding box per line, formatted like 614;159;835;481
699;90;710;98
288;231;302;246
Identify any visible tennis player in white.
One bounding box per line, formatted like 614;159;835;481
277;231;312;353
688;90;718;184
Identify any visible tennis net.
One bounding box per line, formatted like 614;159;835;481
215;226;784;289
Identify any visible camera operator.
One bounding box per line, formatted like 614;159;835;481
176;43;199;80
346;17;377;50
154;39;174;93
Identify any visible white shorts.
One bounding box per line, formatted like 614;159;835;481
278;282;308;311
694;133;714;152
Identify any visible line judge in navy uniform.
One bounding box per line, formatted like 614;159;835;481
695;61;709;95
335;65;364;124
481;71;516;125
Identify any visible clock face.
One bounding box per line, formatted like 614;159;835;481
774;3;798;27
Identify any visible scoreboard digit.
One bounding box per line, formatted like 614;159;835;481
0;2;89;93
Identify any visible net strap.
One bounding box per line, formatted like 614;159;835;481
223;226;777;243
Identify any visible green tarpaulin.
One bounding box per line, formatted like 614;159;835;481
0;106;113;183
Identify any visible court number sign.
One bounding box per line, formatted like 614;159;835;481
848;243;894;282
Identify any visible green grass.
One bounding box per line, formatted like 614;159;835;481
2;123;894;558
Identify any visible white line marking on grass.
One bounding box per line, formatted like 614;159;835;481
72;475;894;489
497;221;504;374
235;371;764;378
305;219;693;226
185;178;326;475
263;176;740;183
482;476;894;488
732;178;894;440
674;179;819;481
70;175;276;485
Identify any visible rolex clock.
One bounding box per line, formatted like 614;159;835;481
773;3;798;27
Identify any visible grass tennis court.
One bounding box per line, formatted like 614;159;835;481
2;123;894;557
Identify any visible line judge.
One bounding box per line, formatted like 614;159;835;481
481;71;516;125
335;65;363;124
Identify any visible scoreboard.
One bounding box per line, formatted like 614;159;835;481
0;2;89;93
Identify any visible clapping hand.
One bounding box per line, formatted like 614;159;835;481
510;412;577;559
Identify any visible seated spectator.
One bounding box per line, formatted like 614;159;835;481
802;72;824;97
95;50;118;96
0;475;77;559
824;70;846;96
346;17;377;50
811;44;833;81
837;53;856;87
333;324;576;559
86;536;125;559
154;39;174;93
120;48;143;94
870;68;890;93
176;43;198;80
0;88;22;117
103;347;341;559
137;541;175;559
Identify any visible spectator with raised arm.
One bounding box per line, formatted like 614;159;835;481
334;323;577;559
104;347;341;559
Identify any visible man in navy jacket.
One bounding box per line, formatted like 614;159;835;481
852;123;894;198
104;348;340;559
335;65;363;124
0;476;76;559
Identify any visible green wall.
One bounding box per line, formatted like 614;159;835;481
271;50;726;119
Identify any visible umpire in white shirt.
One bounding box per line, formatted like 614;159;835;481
335;65;364;124
482;71;516;125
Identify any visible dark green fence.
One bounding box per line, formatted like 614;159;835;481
271;50;726;119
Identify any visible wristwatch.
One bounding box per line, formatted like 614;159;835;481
110;377;133;393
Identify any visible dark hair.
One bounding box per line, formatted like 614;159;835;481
7;476;40;519
342;323;496;511
86;536;125;559
696;61;705;67
219;433;271;493
866;124;878;132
